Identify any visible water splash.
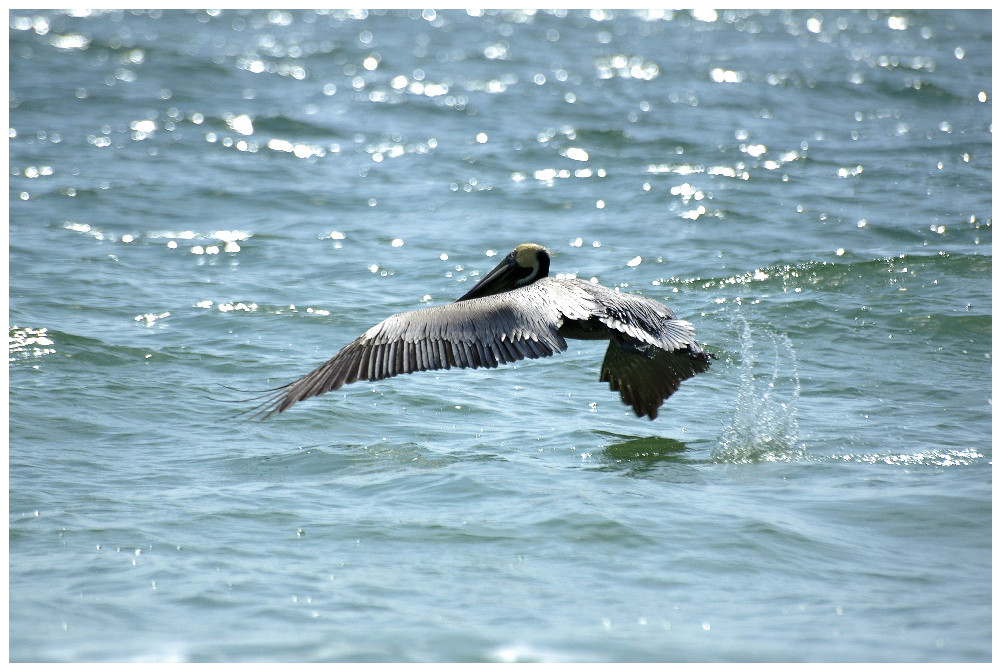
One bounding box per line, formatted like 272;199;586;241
712;318;803;463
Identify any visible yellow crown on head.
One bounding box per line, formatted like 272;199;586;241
514;243;548;268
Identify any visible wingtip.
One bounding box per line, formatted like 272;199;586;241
217;382;292;422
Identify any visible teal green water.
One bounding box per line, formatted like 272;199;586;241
9;9;991;662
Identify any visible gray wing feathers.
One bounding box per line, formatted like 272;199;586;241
252;276;708;420
566;279;710;418
253;282;592;419
574;280;702;352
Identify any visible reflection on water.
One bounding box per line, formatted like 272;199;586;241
599;433;689;462
589;432;703;478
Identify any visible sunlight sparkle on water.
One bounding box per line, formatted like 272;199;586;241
9;326;56;361
134;311;169;325
48;33;90;50
226;114;254;136
216;302;257;313
711;68;745;83
834;448;985;467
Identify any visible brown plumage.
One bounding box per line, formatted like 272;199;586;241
249;243;710;420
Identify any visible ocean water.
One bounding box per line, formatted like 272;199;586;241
8;9;991;662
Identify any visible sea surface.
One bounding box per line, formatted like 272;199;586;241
8;9;992;662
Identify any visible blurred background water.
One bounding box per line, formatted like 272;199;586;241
8;9;991;662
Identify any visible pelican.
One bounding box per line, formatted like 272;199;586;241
250;243;710;420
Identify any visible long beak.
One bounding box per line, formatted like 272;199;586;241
456;252;524;302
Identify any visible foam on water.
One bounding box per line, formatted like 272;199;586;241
832;447;987;468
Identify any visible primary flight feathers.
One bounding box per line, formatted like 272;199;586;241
250;243;710;420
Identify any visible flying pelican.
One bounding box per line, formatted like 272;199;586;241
249;243;710;420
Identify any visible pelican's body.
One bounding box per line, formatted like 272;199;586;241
252;244;710;420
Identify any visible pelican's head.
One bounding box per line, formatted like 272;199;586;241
456;243;551;301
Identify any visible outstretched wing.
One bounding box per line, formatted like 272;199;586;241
571;280;710;419
600;335;711;420
249;278;599;419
